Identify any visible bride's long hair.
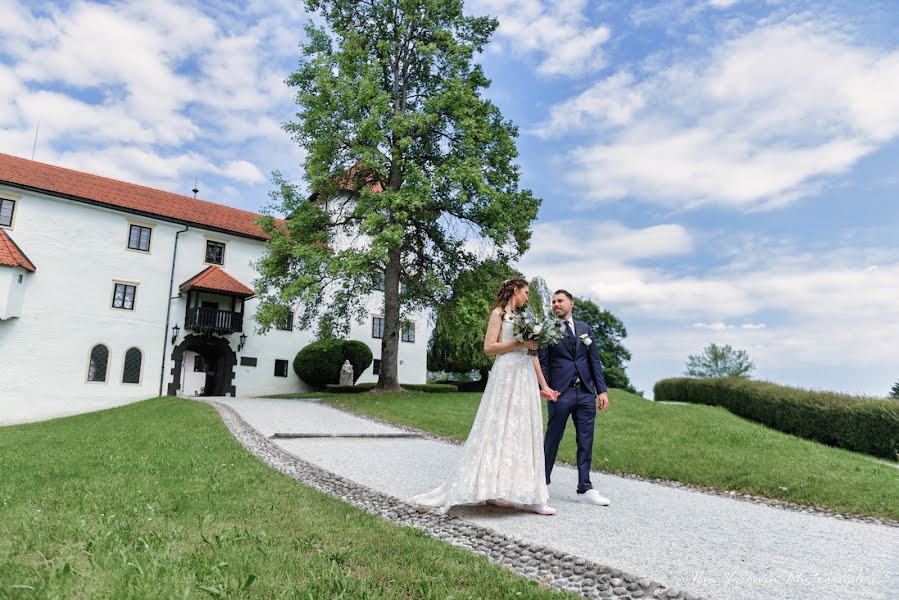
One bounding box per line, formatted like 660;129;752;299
492;276;529;315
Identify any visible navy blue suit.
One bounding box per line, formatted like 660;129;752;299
538;320;607;493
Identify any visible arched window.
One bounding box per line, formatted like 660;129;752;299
122;347;142;384
87;345;109;382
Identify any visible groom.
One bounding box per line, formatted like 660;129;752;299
538;290;611;506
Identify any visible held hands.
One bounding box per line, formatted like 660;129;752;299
597;392;609;412
521;340;539;351
540;387;560;402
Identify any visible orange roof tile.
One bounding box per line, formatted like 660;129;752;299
335;160;385;193
179;266;255;297
0;152;275;240
0;229;36;272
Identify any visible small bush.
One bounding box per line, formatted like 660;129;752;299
402;383;458;393
293;339;344;388
654;377;899;459
324;382;458;393
293;339;374;388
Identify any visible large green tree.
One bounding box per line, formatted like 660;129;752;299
255;0;540;390
428;260;517;381
685;343;755;378
571;297;636;393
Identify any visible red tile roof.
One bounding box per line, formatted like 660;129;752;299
0;229;36;272
179;266;255;298
0;152;274;240
335;160;385;193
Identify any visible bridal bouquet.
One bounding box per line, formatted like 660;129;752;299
510;310;566;356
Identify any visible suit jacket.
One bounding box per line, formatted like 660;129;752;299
538;320;608;396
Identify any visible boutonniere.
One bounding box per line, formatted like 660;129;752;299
579;333;593;346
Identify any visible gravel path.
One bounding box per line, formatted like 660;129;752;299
212;397;898;600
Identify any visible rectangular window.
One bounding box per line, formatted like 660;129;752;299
371;316;384;339
194;355;207;372
401;321;415;343
240;356;258;367
112;283;136;310
276;310;294;331
127;224;152;251
373;271;385;291
373;359;381;375
205;240;225;265
274;359;289;377
0;199;15;227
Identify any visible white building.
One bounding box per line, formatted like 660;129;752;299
0;153;428;425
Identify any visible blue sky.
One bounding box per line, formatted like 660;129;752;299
2;0;898;397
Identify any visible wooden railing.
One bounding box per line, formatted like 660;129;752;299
185;307;243;334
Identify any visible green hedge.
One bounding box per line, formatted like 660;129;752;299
324;383;459;394
293;339;374;388
654;377;899;460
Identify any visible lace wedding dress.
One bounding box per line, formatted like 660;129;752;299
412;318;549;512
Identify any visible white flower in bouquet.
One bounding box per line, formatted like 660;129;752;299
512;310;566;355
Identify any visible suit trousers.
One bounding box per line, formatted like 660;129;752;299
544;384;596;493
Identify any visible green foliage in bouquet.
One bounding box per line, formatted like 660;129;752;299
509;310;566;355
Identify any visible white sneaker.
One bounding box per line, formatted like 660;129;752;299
576;489;610;506
521;503;557;516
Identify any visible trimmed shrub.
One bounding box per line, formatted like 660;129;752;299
324;382;458;393
654;377;899;459
401;383;458;393
341;340;373;383
293;339;344;388
293;339;374;388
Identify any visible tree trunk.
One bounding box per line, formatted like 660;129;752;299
377;246;403;391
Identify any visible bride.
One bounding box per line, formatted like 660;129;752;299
412;276;559;515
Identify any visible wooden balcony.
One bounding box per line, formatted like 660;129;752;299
185;307;243;335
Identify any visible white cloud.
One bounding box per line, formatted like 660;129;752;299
692;321;766;330
17;91;163;145
520;222;899;379
528;221;693;262
0;0;305;194
468;0;611;77
693;321;731;330
532;72;646;136
538;20;899;210
222;160;266;184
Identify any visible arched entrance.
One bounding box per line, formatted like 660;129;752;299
168;334;237;397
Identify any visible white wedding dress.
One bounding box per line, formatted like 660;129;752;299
412;318;549;512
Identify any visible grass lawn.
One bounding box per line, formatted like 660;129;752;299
0;397;576;600
319;389;899;521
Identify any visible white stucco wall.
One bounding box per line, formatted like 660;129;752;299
349;294;430;384
323;192;431;384
0;267;29;319
0;184;429;425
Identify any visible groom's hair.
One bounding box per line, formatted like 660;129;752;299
553;289;573;301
